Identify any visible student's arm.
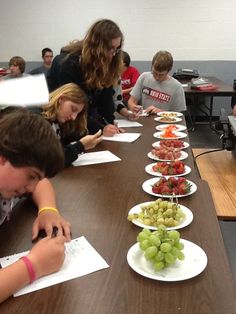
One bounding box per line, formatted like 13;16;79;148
31;179;71;241
118;107;139;121
122;87;133;95
0;235;65;304
128;95;141;113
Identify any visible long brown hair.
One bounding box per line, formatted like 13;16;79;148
81;19;124;89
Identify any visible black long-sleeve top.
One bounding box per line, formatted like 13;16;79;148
47;53;115;131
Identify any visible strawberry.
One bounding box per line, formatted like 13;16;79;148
160;185;172;195
178;182;191;194
176;163;185;174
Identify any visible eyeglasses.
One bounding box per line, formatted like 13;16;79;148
109;46;121;55
152;69;168;80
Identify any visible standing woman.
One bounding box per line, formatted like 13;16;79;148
38;83;102;167
47;19;124;136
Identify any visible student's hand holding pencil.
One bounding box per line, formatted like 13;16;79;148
103;123;125;136
27;235;66;279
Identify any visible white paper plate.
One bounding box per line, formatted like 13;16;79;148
127;239;207;281
156;124;187;132
154;116;182;123
152;141;190;150
145;162;191;177
157;111;183;117
147;151;188;162
142;177;197;198
128;201;193;230
154;131;187;140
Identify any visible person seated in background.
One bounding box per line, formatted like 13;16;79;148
128;50;186;114
1;56;30;80
121;51;140;105
30;48;53;76
0;110;70;303
32;83;103;167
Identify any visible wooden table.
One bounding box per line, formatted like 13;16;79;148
193;148;236;219
0;117;236;314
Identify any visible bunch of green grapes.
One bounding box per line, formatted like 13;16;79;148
128;199;185;228
137;226;185;271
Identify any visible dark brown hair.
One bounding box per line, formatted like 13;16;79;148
0;109;64;177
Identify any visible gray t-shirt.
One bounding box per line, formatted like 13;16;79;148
130;72;186;112
29;65;49;76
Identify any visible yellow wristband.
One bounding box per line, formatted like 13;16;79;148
38;207;59;214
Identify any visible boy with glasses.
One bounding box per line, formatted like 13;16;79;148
128;50;186;115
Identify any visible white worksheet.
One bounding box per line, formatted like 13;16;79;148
0;74;49;106
0;236;109;297
72;150;121;166
102;133;141;143
114;119;143;128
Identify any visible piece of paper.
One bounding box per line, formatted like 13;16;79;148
72;150;121;166
114;119;143;128
102;133;141;143
0;74;49;106
0;236;109;297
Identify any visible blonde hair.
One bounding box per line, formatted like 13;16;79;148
42;83;88;138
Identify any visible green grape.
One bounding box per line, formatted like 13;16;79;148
168;230;180;241
145;246;158;259
127;214;136;221
143;228;151;235
139;239;151;251
164;252;176;264
157;218;164;225
167;202;173;209
175;242;184;250
137;231;149;242
154;261;165;271
149;234;161;247
177;251;185;260
160;242;172;253
129;199;186;228
171;246;180;258
155;251;164;261
137;227;185;271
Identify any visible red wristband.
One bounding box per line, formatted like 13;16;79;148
20;256;36;283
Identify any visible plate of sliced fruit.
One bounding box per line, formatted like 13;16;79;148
147;149;188;161
157;111;183;117
145;161;191;177
152;140;189;150
127;200;193;230
154;116;182;123
154;131;187;140
156;124;187;132
142;177;197;198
